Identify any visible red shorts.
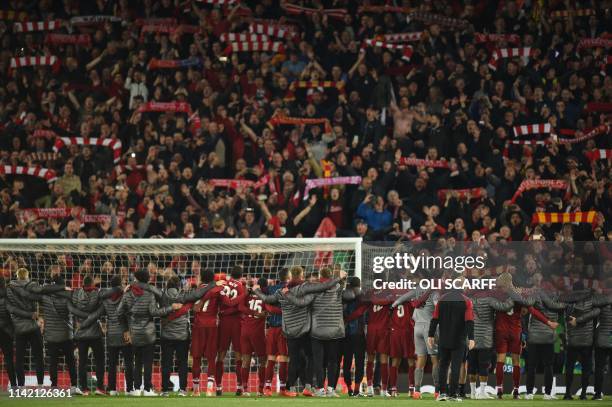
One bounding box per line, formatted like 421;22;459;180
241;329;267;357
495;330;521;354
366;328;389;355
191;326;218;359
218;316;242;353
389;329;415;358
266;327;288;356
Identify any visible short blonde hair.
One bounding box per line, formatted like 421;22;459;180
289;266;304;280
320;267;332;279
16;267;29;281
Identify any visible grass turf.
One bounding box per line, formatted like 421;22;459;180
0;393;606;407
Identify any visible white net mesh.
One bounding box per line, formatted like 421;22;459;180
0;238;360;391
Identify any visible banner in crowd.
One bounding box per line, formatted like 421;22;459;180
147;57;201;70
267;114;332;133
281;2;347;19
52;137;123;163
13;20;62;32
397;157;450;169
510;179;568;203
44;33;92;47
0;165;57;182
16;207;119;225
531;211;597;224
437;188;484;202
303;176;362;199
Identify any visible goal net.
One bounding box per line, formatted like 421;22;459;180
0;238;361;391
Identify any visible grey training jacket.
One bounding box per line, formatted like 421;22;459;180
594;293;612;349
528;291;565;345
7;280;63;335
0;288;14;337
566;293;599;347
472;294;514;349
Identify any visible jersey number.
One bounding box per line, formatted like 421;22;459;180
373;305;383;312
396;305;405;317
249;299;263;313
195;299;210;312
221;285;238;299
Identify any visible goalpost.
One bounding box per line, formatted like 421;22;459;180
0;237;362;391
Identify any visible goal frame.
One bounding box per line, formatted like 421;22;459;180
0;237;363;279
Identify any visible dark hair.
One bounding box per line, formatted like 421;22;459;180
201;269;214;284
134;269;149;283
110;275;122;288
278;268;289;282
257;277;268;289
348;276;361;288
231;265;243;279
167;276;180;290
83;275;94;287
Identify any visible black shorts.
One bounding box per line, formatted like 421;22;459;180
467;348;492;376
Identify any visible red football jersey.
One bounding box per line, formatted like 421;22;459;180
390;302;414;330
366;303;391;330
193;285;224;328
495;303;523;334
239;293;266;335
219;278;246;318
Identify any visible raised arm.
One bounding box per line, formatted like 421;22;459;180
539;291;567;310
283;291;315;307
26;282;67;295
294;278;343;297
485;296;514;312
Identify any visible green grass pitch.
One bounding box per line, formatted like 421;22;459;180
0;393;607;406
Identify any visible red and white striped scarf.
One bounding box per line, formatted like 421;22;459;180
407;11;468;29
45;33;92;47
383;32;423;43
9;56;60;73
507;139;548;146
358;5;412;14
13;20;62;33
0;165;57;182
474;33;520;45
224;41;285;55
362;39;413;61
554;125;610;144
488;47;535;70
437;187;483;202
16;207;117;225
510;179;568;203
249;22;295;39
219;33;269;43
281;2;348;19
303;176;362;200
208;174;269;190
397;157;450;168
0;10;27;21
53;137;122;163
550;9;594;18
512;123;552;137
585;149;612;162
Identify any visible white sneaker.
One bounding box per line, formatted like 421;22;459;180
525;393;534;400
143;389;158;397
475;389;493;399
449;396;463;402
381;390;392;397
177;390;187;397
326;387;339;397
109;390;119;396
314;388;326;397
543;394;558;400
366;385;374;397
129;389;142;397
71;387;83;396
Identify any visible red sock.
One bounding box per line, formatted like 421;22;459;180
496;362;504;387
408;365;415;389
389;366;398;389
193;356;202;386
512;365;520;388
258;365;266;392
279;361;288;390
216;360;224;387
241;367;250;391
265;360;275;385
381;363;389;391
236;359;243;387
366;361;374;386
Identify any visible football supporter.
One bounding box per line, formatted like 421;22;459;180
238;278;269;395
262;269;289;395
216;266;247;396
427;280;475;402
117;269;182;396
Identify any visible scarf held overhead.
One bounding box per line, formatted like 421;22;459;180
510;179;568;203
531;211;597;225
0;165;57;182
53;137;123;163
303;176;362;200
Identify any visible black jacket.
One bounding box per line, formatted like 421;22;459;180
428;289;474;349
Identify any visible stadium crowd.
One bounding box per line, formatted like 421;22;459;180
0;0;610;244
